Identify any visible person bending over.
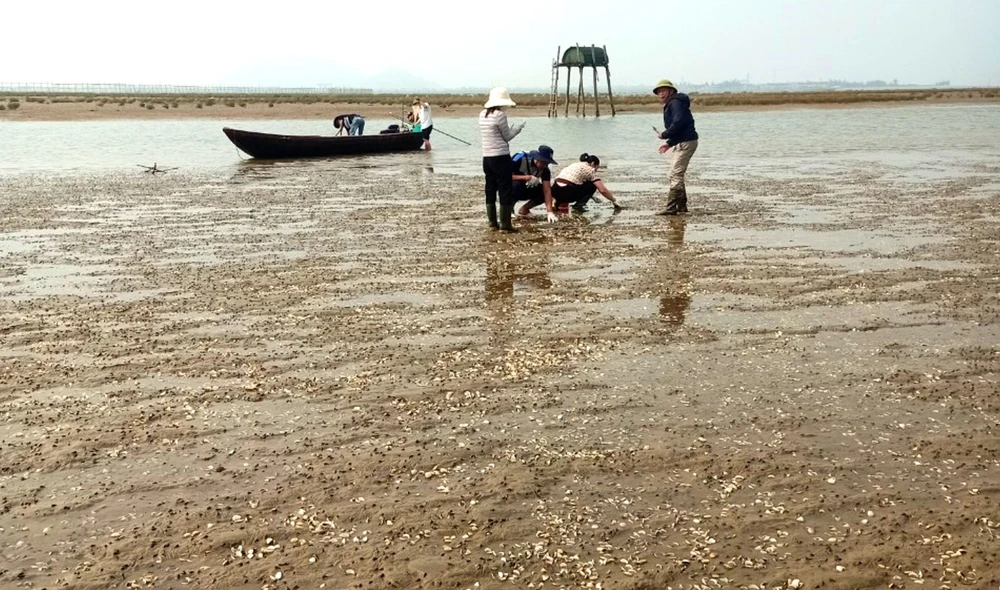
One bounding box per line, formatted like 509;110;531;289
518;153;622;216
333;113;365;136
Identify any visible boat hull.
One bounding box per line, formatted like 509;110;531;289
223;127;424;159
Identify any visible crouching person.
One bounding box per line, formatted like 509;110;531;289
521;153;622;215
512;145;559;224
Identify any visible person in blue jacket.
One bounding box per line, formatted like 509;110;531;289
653;79;699;215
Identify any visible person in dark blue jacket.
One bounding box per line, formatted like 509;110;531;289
653;79;699;215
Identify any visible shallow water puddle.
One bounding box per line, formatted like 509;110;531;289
391;332;479;348
550;257;642;282
548;295;704;324
772;204;843;225
614;181;663;193
545;295;940;335
0;237;37;256
485;270;552;300
776;254;978;271
109;287;175;302
152;249;225;266
693;224;945;254
329;292;441;307
689;300;937;333
0;227;97;255
0;262;113;298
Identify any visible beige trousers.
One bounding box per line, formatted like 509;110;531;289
669;140;698;190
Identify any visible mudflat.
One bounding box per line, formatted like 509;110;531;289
1;149;998;590
2;88;998;121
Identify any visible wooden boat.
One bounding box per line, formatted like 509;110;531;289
222;127;424;159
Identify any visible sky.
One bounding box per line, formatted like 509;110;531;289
3;0;999;89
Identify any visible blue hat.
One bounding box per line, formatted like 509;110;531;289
530;145;557;165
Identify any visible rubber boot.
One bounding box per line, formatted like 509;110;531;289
498;204;518;233
572;185;598;213
486;203;499;229
655;188;683;216
678;187;689;213
571;195;591;213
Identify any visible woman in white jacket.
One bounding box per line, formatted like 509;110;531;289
479;87;524;232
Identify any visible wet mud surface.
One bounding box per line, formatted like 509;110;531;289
1;155;999;590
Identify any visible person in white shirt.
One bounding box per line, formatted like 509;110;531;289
413;98;434;150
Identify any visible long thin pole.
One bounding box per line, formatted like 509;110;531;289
550;45;560;118
592;45;600;118
605;65;616;116
388;112;471;145
575;44;583;116
593;66;600;117
565;67;571;117
426;127;472;146
551;66;559;118
604;45;616;117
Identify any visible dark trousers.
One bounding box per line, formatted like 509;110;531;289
512;182;543;204
523;181;596;208
552;181;597;205
483;156;513;207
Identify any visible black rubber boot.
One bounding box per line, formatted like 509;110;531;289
486;203;499;229
655;188;683;216
572;184;597;213
678;187;689;213
498;204;518;233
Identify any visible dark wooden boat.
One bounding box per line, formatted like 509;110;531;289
223;127;424;159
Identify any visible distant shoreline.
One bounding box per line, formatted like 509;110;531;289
1;88;997;122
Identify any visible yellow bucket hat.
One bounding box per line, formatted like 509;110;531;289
652;79;676;94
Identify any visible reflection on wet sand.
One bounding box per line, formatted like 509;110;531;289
228;157;437;185
484;241;551;346
659;217;691;326
229;160;280;182
575;205;623;227
484;244;552;303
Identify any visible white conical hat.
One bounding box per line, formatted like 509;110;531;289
484;87;516;108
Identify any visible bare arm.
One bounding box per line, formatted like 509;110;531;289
594;180;620;206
